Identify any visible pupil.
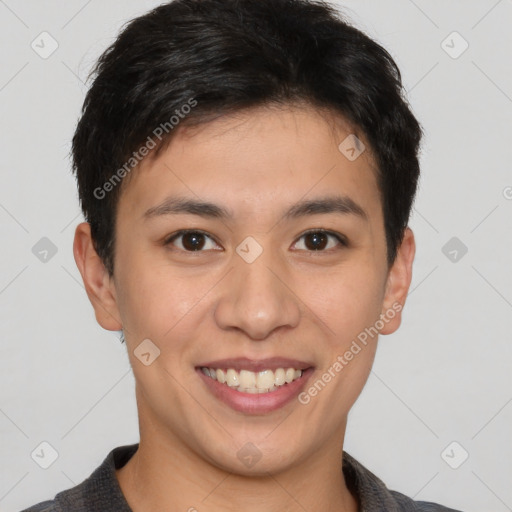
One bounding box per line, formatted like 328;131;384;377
306;232;327;251
183;232;205;251
180;232;328;251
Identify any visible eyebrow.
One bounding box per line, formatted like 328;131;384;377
143;195;368;222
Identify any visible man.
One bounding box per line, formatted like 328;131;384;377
22;0;463;510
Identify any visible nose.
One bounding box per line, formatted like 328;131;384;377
214;244;301;340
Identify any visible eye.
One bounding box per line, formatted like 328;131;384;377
164;230;221;252
292;229;347;252
164;228;347;253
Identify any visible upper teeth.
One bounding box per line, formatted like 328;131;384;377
201;367;303;393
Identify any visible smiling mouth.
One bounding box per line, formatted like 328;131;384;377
199;366;305;394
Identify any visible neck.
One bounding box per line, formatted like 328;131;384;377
115;396;359;512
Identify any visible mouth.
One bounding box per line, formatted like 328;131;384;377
195;357;314;414
199;366;305;393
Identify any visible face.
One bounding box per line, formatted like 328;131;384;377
74;104;415;476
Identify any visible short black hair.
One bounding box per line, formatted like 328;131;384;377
72;0;423;277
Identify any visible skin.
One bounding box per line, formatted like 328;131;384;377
73;103;415;512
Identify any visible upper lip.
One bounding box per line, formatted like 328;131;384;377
197;357;314;373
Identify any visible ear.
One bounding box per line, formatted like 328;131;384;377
379;227;416;335
73;222;122;331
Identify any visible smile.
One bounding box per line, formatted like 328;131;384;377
200;367;303;394
196;359;314;414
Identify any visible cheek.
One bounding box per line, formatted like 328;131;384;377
303;264;385;340
310;282;382;413
129;280;200;338
114;250;199;340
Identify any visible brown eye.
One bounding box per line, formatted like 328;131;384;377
293;230;347;252
165;230;220;252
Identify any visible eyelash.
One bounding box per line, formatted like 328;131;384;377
163;229;348;253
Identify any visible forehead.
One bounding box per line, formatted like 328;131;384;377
117;104;381;222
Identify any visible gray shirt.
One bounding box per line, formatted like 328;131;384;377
20;443;463;511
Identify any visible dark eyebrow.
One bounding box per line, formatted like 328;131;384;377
282;195;368;222
143;197;232;220
143;195;368;222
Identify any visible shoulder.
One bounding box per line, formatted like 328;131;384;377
18;443;138;512
390;490;464;511
342;451;465;512
19;500;57;512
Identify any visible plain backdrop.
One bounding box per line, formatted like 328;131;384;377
1;1;511;511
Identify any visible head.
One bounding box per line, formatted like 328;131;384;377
73;0;421;476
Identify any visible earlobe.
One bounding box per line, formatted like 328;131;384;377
379;227;416;335
73;222;123;331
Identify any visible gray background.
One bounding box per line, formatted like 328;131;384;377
1;1;511;511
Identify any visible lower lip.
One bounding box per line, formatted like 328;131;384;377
196;367;314;415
